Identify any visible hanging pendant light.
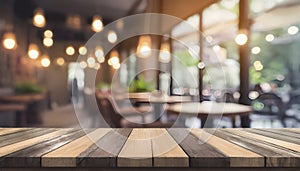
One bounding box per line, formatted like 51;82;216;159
27;43;39;59
33;8;46;28
2;32;17;50
91;15;103;32
159;42;171;63
136;35;152;58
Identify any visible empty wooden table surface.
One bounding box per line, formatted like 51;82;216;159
168;101;252;127
0;128;300;170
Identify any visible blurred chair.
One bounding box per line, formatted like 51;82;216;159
97;92;177;128
285;94;300;127
251;93;285;127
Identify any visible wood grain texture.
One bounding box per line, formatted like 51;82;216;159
0;128;31;136
0;129;72;157
225;129;300;153
262;129;300;138
0;128;299;168
0;129;85;167
191;129;264;167
118;129;153;167
167;128;229;167
151;129;188;167
0;128;57;148
246;129;300;144
207;129;300;167
42;129;111;167
77;129;132;167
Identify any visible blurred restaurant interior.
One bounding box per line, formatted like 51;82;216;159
1;0;300;128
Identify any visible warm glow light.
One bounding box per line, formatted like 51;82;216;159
28;44;39;59
44;30;53;38
265;34;274;42
112;63;120;69
235;33;248;45
107;30;117;43
288;26;299;35
94;63;101;70
78;46;87;55
159;42;171;63
33;8;46;28
41;56;51;67
197;62;205;69
56;57;65;66
136;35;152;58
95;46;105;63
66;46;75;55
2;32;17;50
92;15;103;32
87;56;96;68
254;60;263;71
108;51;120;65
43;37;53;47
80;61;87;69
251;46;261;55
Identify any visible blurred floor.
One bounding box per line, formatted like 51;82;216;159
36;104;87;127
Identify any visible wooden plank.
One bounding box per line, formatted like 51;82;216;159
0;129;86;167
284;128;300;134
151;129;188;167
167;128;229;167
225;129;300;153
245;129;300;145
0;129;72;157
0;128;31;136
268;128;300;138
0;128;57;148
42;128;111;167
118;129;153;167
206;129;300;167
191;129;263;167
77;129;132;167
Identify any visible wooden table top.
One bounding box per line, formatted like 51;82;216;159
0;104;26;111
130;93;192;104
168;101;252;117
0;94;46;103
0;128;300;168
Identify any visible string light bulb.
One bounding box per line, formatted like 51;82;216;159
56;57;65;66
235;32;248;45
41;55;51;68
107;30;117;43
43;37;53;47
28;43;39;59
2;32;17;50
33;8;46;28
91;15;103;32
66;46;75;55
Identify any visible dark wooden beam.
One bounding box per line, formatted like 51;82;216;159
198;12;204;102
238;0;251;127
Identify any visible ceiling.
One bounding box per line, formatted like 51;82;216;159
33;0;147;21
12;0;147;41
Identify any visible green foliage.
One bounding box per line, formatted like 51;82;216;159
129;76;154;92
96;82;110;90
14;82;44;94
174;50;199;67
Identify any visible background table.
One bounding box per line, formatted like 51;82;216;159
0;128;300;170
129;93;193;121
167;101;252;127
